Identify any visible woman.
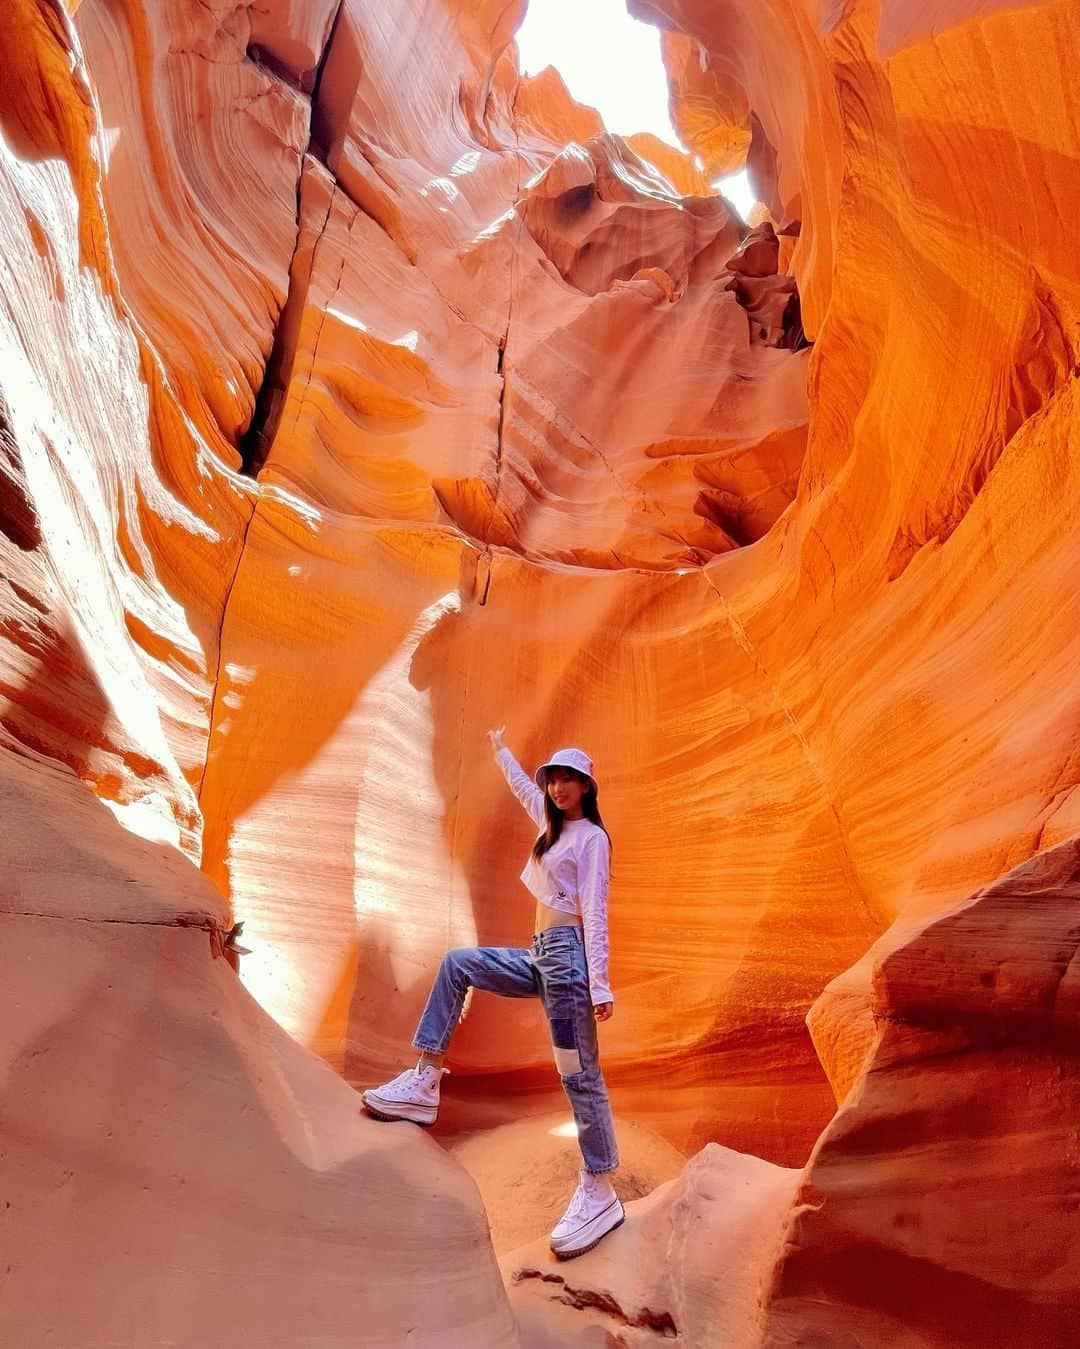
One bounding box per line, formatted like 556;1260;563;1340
361;726;623;1259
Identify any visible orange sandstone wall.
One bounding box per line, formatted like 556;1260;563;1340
644;0;1080;1340
0;3;519;1342
763;837;1080;1346
0;0;255;854
2;0;1079;1343
149;1;821;1165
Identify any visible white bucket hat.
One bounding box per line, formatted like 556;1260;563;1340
534;747;598;795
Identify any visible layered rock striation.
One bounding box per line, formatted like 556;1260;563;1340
1;0;1078;1344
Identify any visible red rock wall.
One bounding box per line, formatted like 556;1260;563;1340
2;0;1078;1342
763;838;1080;1346
0;0;254;853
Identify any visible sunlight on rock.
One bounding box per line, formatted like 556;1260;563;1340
715;167;756;220
516;0;679;147
2;0;1077;1343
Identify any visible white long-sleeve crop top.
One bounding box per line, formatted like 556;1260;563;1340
494;745;613;1006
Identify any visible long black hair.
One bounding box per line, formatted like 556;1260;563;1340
531;768;613;871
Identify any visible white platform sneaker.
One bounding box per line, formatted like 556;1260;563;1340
361;1061;447;1125
549;1169;625;1259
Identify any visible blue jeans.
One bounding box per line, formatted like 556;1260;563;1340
411;924;619;1174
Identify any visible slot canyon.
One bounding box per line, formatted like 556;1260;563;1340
1;0;1078;1344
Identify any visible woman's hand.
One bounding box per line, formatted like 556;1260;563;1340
487;725;506;751
593;1002;613;1022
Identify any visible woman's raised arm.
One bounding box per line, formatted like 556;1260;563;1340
488;727;547;828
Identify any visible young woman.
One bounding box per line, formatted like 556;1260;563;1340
361;726;623;1259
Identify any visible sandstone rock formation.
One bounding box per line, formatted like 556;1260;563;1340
1;746;516;1346
2;0;1078;1344
448;1110;687;1255
765;838;1080;1347
504;843;1080;1347
505;1142;802;1346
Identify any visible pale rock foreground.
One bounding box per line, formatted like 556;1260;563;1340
0;747;517;1348
447;1110;688;1255
504;1143;801;1347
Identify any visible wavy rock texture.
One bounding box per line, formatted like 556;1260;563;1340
1;0;1078;1345
0;744;516;1347
0;0;257;856
506;843;1080;1348
448;1110;688;1255
763;838;1080;1347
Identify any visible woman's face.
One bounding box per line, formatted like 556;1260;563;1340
546;766;587;813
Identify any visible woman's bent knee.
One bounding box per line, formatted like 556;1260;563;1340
442;947;478;988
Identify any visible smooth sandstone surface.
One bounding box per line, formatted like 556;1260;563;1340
505;1142;802;1347
447;1110;687;1255
2;0;1079;1344
0;744;517;1347
765;838;1080;1347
